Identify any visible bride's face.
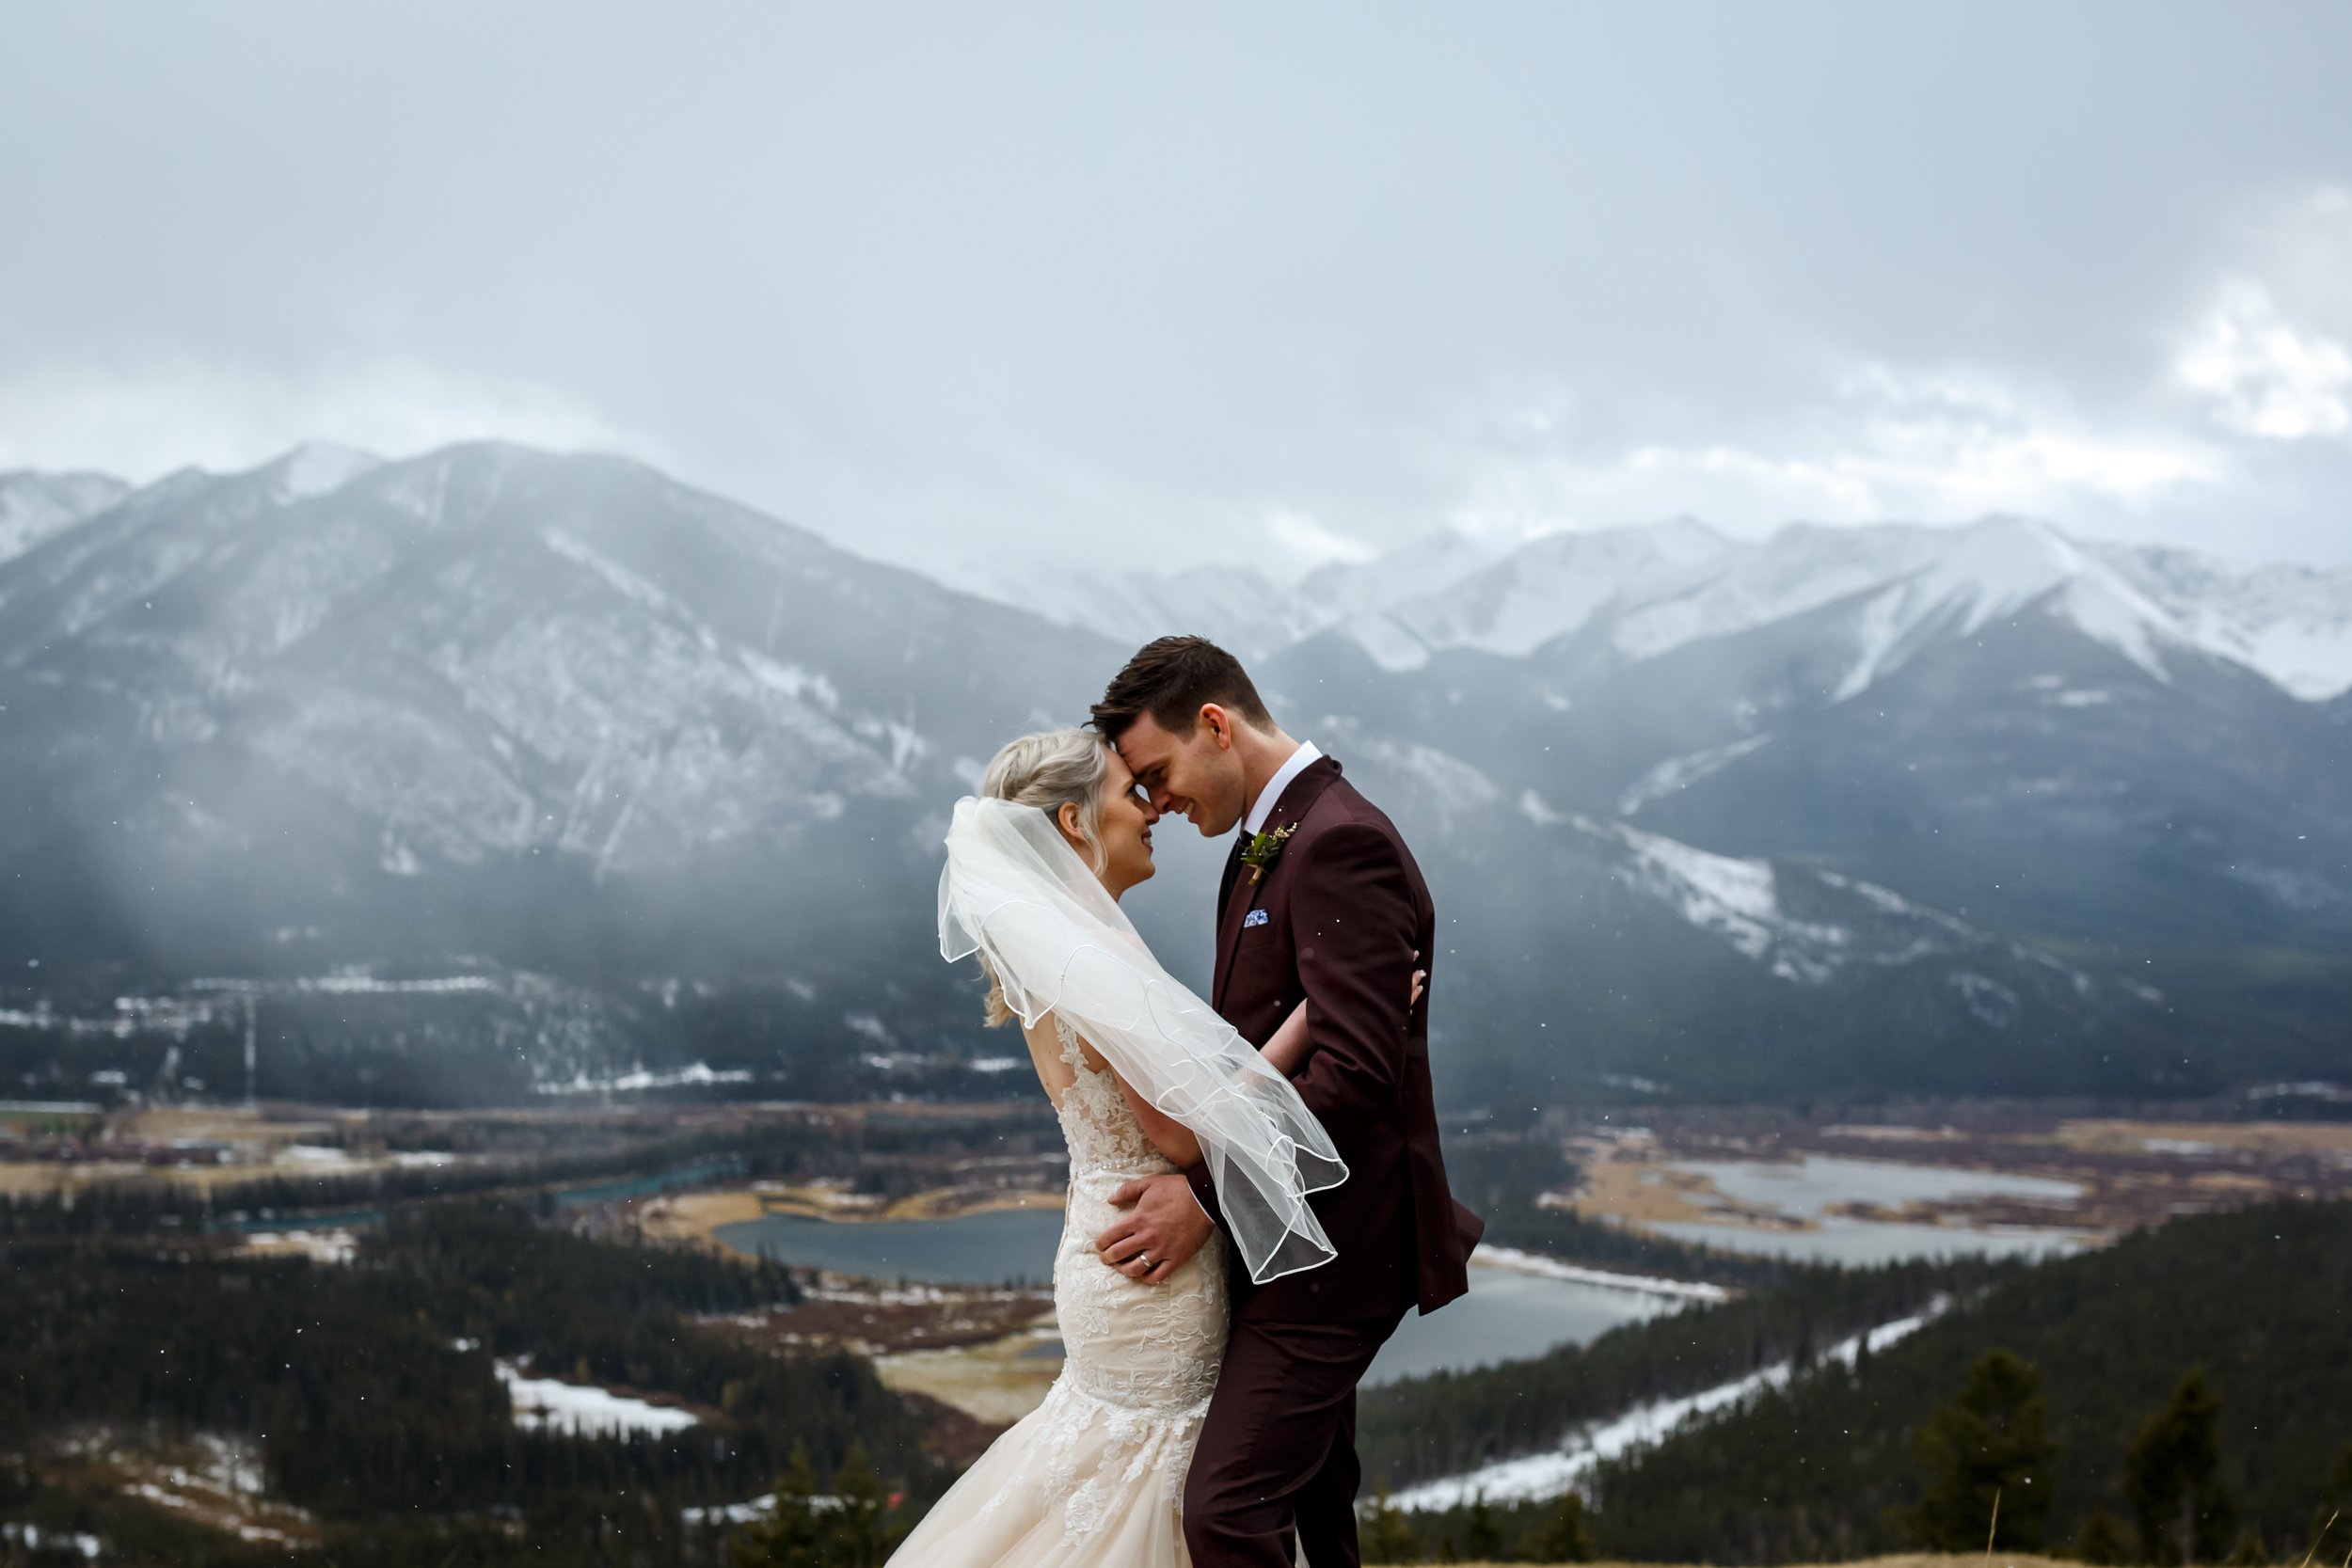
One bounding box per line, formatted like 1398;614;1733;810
1057;749;1161;897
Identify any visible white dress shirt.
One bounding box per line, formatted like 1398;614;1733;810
1243;739;1322;836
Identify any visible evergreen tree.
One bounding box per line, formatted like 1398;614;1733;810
827;1441;904;1567
1529;1493;1596;1563
1903;1349;2061;1549
730;1443;826;1568
1464;1493;1505;1560
2125;1368;2238;1566
2075;1505;2132;1565
1363;1488;1422;1564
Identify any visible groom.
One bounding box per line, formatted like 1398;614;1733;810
1089;636;1483;1568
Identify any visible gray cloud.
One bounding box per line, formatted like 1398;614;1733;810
3;1;2349;571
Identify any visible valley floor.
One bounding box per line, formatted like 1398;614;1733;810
1565;1105;2352;1248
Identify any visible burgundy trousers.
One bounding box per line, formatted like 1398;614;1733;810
1181;1311;1406;1568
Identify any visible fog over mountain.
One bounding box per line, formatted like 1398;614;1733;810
0;445;2344;1109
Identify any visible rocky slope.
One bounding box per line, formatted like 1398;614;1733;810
0;447;2336;1106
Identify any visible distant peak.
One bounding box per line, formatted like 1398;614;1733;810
1653;512;1724;540
1958;512;2073;544
266;442;384;501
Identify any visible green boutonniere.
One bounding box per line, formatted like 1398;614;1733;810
1239;822;1298;885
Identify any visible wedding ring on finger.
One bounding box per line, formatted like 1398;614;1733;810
1136;1253;1152;1271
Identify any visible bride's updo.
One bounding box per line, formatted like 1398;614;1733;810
974;727;1113;1024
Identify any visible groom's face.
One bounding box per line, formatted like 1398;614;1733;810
1113;707;1248;838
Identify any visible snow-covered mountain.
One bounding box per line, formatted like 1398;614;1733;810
1303;723;2178;1101
1350;516;1733;669
0;469;130;564
0;443;1144;1101
1295;527;1508;622
958;525;1512;661
959;559;1327;662
0;445;2339;1108
1325;514;2352;704
0;442;1108;875
967;511;2352;706
2090;540;2352;702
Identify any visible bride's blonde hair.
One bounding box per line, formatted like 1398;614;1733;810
974;727;1113;1026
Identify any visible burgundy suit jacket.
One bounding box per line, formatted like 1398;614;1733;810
1184;754;1483;1323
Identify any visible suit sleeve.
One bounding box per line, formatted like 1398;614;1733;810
1287;821;1419;1127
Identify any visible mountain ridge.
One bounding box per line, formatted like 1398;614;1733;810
0;442;2339;1108
974;509;2352;705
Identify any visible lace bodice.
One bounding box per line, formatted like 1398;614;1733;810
1051;1015;1173;1180
1044;1012;1223;1412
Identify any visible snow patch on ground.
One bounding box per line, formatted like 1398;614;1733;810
1518;789;1570;827
1319;718;1501;820
1616;734;1772;816
1388;1307;1940;1512
532;1062;754;1095
497;1361;700;1439
1472;1245;1732;1303
1341;612;1434;672
1604;821;1850;983
3;1523;102;1559
539;528;694;622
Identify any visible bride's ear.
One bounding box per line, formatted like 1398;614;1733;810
1057;800;1086;841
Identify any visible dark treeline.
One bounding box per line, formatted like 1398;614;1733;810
1358;1253;2011;1491
1362;1490;1600;1566
1;1201;940;1566
1479;1197;1792;1291
0;1135;764;1238
1573;1198;2352;1564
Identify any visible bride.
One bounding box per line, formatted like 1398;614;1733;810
889;728;1418;1568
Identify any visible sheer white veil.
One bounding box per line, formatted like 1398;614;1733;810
937;795;1346;1285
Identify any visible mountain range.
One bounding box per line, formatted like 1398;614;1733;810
0;444;2344;1109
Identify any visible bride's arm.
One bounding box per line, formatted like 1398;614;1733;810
1024;1012;1203;1167
1107;1069;1203;1168
1258;955;1427;1076
1257;1001;1314;1075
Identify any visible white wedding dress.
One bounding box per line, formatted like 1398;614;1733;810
886;1015;1229;1567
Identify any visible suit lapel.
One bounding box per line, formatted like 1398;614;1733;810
1216;835;1245;920
1212;755;1343;1013
1213;843;1255;1014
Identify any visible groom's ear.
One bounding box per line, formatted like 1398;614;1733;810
1199;704;1234;750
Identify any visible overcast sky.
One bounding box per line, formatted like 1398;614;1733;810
5;3;2351;575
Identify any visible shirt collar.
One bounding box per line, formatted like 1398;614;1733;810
1243;739;1321;836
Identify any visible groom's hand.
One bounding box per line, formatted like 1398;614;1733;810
1096;1173;1211;1285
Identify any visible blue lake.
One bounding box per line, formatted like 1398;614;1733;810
712;1207;1685;1383
1649;1154;2101;1263
1366;1263;1678;1385
715;1207;1070;1287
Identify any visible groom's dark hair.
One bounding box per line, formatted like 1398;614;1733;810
1090;636;1274;740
